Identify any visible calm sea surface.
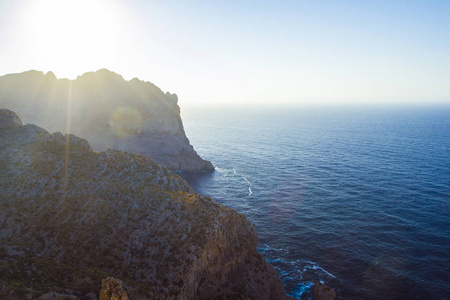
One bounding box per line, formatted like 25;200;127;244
179;104;450;300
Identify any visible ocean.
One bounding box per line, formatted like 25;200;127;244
179;104;450;300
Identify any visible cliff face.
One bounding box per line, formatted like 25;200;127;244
0;109;291;299
0;69;213;172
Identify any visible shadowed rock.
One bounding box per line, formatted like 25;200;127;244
0;109;292;299
36;292;79;300
313;281;336;300
0;108;22;129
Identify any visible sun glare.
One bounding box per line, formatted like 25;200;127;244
22;0;123;79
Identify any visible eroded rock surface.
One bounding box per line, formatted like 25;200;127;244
0;69;213;171
99;278;129;300
313;281;336;300
0;108;22;129
36;292;80;300
0;110;291;299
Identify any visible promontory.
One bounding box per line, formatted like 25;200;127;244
0;69;214;172
0;108;294;299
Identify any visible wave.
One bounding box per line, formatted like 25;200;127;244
242;176;253;195
232;168;252;196
257;244;335;300
303;260;336;278
290;282;314;299
214;165;225;173
258;243;287;253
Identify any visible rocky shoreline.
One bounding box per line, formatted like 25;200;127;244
0;109;294;299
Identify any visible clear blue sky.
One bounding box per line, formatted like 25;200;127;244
1;0;449;105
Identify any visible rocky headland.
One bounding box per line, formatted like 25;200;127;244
0;70;213;172
0;109;293;299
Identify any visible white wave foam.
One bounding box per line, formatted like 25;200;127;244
231;168;253;196
242;175;253;195
215;165;224;173
257;243;286;252
304;260;335;278
290;282;314;299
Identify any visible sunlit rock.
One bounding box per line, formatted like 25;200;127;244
99;277;129;300
0;69;213;171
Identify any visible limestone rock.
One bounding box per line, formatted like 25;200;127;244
0;108;22;129
313;281;336;300
0;69;214;171
36;292;80;300
0;110;291;299
99;277;129;300
0;110;91;151
84;292;97;299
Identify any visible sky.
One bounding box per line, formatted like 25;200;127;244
0;0;449;106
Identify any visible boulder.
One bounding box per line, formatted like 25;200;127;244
0;108;22;129
313;281;336;300
99;277;129;300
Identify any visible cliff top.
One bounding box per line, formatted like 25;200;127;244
0;109;289;299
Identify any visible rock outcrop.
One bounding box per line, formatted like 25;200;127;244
0;69;213;172
0;109;292;299
313;281;336;300
0;108;22;129
99;278;129;300
36;292;80;300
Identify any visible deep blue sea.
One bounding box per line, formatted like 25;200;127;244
179;104;450;300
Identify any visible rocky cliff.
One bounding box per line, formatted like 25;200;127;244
0;70;213;172
0;109;292;299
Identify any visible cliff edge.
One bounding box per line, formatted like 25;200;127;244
0;70;214;172
0;109;292;299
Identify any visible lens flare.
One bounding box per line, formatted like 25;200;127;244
109;107;143;138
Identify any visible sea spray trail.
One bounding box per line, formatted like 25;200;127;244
208;166;251;208
242;176;253;195
303;261;336;279
232;168;253;196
